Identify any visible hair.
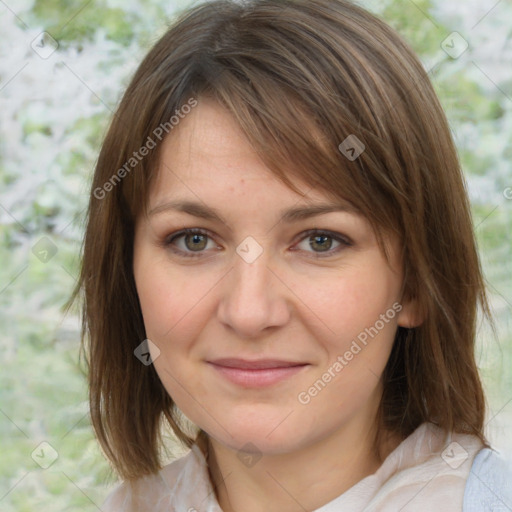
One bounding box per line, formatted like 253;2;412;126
67;0;492;481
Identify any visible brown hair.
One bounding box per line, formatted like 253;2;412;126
68;0;492;480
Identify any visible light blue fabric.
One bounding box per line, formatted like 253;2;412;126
463;447;512;511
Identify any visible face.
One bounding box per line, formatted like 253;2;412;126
133;98;417;456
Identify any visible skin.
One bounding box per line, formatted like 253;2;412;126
133;98;421;512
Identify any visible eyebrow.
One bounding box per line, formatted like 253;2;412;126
148;199;358;223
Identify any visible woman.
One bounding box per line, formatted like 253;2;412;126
69;0;512;510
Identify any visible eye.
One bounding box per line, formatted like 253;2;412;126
163;228;352;259
164;228;218;258
292;229;352;257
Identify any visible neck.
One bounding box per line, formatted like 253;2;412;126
206;417;401;512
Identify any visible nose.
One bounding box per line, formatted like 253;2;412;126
216;244;291;339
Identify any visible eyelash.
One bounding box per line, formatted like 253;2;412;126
162;228;352;259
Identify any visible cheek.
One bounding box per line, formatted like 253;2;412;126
134;256;205;341
291;263;401;408
295;264;399;344
133;257;226;393
135;274;175;339
133;261;210;412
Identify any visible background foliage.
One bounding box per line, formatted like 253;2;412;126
1;0;511;509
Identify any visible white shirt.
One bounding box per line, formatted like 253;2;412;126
102;422;486;511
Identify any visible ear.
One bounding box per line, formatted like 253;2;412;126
396;296;426;328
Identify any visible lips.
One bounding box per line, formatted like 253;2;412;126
207;358;309;387
209;358;307;370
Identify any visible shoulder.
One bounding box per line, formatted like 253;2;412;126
101;446;207;512
463;446;512;511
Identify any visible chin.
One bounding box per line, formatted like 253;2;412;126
211;429;300;455
199;409;314;456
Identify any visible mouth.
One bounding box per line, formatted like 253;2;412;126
206;358;310;387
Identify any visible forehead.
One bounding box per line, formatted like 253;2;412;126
149;99;337;208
